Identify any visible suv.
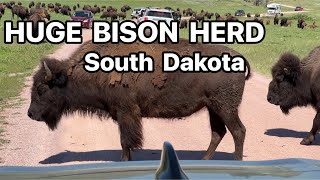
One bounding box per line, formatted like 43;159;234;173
235;10;245;16
70;10;93;29
137;8;174;24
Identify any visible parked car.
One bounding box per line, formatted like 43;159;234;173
137;8;174;24
235;10;245;16
70;10;93;29
295;6;304;11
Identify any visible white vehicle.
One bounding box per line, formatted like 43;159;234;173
131;7;146;18
137;8;174;24
267;3;281;14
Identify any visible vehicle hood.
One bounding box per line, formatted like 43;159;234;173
71;17;88;21
0;159;320;179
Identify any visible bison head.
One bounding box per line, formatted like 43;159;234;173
267;53;302;114
28;58;68;130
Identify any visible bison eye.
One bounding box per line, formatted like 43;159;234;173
37;85;48;96
275;74;284;82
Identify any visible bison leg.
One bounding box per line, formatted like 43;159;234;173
202;108;226;160
301;112;320;145
220;110;246;160
117;105;143;161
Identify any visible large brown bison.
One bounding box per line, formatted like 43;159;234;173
298;18;306;29
274;14;279;25
11;5;29;20
179;19;188;29
267;47;320;145
29;8;50;20
0;4;5;14
121;5;131;12
280;17;288;26
28;40;251;161
28;13;48;37
100;11;117;21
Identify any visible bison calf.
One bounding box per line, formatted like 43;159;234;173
267;47;320;145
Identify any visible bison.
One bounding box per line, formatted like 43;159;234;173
0;4;5;14
274;14;279;25
29;1;35;8
100;11;118;21
11;5;29;20
280;17;287;26
267;47;320;145
179;19;188;29
28;40;251;161
28;13;48;37
298;18;306;29
117;12;126;20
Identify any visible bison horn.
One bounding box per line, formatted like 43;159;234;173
283;68;289;75
43;61;53;81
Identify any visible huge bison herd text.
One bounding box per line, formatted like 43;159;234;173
27;38;320;161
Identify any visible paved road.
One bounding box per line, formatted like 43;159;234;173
0;30;318;166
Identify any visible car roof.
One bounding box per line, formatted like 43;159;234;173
146;8;172;13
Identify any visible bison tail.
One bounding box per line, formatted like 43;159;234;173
244;58;251;80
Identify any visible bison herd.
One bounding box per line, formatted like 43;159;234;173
270;14;318;29
0;1;317;31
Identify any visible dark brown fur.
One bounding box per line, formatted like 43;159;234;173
179;19;188;29
280;17;287;26
28;13;46;37
268;47;320;145
11;5;29;20
274;14;279;25
28;40;251;161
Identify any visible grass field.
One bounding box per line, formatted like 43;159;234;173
0;0;319;143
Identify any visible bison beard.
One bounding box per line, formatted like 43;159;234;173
28;40;250;161
268;47;320;145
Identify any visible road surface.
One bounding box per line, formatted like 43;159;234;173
0;30;318;166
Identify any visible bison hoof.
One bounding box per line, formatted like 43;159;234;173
300;137;314;145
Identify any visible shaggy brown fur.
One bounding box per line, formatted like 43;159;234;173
29;8;50;20
0;4;5;14
280;17;287;26
274;14;279;25
297;18;305;29
100;11;117;21
268;46;320;145
117;12;126;20
11;5;29;20
28;13;47;37
309;21;318;29
28;40;251;161
179;19;188;29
